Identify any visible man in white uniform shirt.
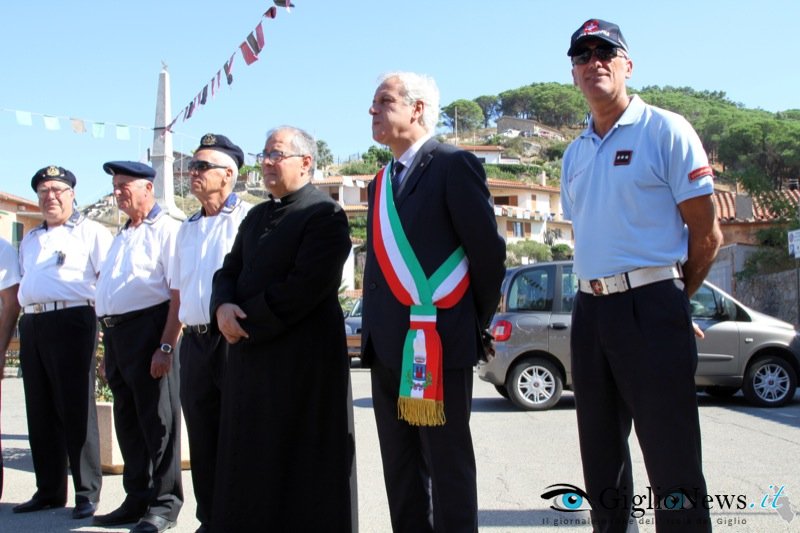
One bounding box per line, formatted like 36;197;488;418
0;236;21;501
171;133;251;533
93;161;183;533
13;166;111;520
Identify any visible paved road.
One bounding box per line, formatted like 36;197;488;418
2;366;799;532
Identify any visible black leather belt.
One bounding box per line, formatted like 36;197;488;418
99;301;168;328
184;324;210;335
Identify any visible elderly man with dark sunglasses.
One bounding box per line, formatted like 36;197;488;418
561;19;721;533
170;133;252;533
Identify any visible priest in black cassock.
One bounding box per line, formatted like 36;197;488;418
210;125;354;532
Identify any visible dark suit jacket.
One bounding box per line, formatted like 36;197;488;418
362;138;506;370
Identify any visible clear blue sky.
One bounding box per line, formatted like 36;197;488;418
2;0;797;205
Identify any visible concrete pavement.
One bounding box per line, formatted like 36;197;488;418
2;366;800;532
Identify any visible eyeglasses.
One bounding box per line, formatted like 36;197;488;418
571;45;624;66
188;160;229;172
36;186;72;199
256;150;306;164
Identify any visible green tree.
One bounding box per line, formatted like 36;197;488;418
316;140;334;172
474;95;500;128
441;99;484;132
505;240;552;267
363;145;392;166
550;243;573;260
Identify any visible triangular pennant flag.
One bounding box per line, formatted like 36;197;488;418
92;122;106;138
211;72;219;99
224;53;235;85
240;40;259;65
273;0;294;13
264;6;277;18
186;101;196;119
70;118;87;134
181;105;190;122
246;23;265;56
167;109;183;132
43;115;61;130
200;85;208;105
15;111;33;126
116;124;131;140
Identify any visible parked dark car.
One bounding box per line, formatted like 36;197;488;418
477;261;800;410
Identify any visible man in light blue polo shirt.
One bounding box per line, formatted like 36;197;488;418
561;19;722;533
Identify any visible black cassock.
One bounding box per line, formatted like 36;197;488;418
210;183;353;532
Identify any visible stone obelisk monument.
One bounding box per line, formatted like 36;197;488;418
151;64;185;220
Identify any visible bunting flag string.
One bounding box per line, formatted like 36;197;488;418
167;1;295;131
1;107;149;141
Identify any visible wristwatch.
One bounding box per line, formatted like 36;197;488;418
159;343;174;354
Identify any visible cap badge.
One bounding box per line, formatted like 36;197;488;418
583;20;599;34
45;166;61;177
201;134;217;146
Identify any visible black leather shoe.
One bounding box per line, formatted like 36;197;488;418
12;497;66;513
92;503;143;526
130;513;176;533
72;500;97;519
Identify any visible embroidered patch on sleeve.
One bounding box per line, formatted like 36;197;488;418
688;166;713;181
614;150;632;166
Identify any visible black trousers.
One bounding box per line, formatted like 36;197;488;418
571;280;711;533
370;354;477;533
102;302;183;521
18;305;102;505
179;328;224;527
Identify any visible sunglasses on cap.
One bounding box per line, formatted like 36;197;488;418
188;160;228;172
571;45;624;66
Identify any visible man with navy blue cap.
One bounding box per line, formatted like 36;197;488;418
93;161;183;533
562;18;721;532
171;133;252;533
13;165;111;520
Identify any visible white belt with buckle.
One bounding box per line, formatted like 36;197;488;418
579;264;683;296
23;300;94;314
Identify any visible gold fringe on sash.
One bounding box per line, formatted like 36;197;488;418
398;397;446;427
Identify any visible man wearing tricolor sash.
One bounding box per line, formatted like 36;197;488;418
363;72;506;532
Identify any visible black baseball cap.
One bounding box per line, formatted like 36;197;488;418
568;19;628;56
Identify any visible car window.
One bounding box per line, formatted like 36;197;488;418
561;265;578;313
690;285;719;319
508;265;554;312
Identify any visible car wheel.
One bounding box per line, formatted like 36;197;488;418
742;356;798;407
494;384;509;399
705;386;739;398
506;357;563;411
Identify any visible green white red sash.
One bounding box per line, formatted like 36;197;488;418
372;161;470;426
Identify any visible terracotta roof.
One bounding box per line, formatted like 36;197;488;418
458;145;504;152
713;189;800;222
0;190;39;208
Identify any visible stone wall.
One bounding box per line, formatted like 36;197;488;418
735;269;800;325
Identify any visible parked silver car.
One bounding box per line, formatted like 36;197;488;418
477;261;800;410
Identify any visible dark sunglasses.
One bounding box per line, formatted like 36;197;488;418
571;45;623;66
188;160;228;172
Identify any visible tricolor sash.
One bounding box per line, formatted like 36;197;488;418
372;161;470;426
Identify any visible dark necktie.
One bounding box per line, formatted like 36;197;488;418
391;161;405;193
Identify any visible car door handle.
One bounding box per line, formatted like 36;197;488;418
549;323;569;330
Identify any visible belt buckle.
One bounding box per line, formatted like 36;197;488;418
197;324;209;334
33;303;45;313
588;279;607;296
101;316;114;328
